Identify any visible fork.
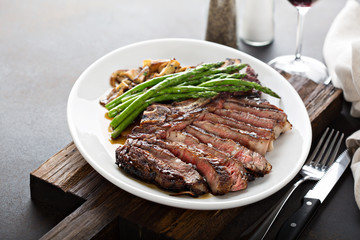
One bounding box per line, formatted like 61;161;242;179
240;128;344;240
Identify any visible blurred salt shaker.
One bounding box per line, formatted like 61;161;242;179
237;0;274;46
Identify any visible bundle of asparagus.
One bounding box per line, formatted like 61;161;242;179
104;61;280;139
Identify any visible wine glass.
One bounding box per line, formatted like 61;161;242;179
268;0;330;84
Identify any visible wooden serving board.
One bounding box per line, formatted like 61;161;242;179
30;74;342;240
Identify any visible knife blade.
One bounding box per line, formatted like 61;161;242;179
276;150;351;240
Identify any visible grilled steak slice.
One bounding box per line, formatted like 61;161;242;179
128;125;167;140
168;97;211;116
185;125;272;176
166;131;248;191
141;98;209;132
193;120;271;155
199;112;274;140
223;101;287;123
139;104;171;126
144;138;233;195
167;131;229;159
222;99;292;138
141;98;210;126
211;108;276;132
243;65;261;84
116;138;208;196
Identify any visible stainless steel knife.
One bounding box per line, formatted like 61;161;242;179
276;150;351;240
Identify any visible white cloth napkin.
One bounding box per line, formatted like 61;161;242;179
323;0;360;118
346;131;360;209
324;0;360;210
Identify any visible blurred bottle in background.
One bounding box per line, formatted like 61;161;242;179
237;0;275;46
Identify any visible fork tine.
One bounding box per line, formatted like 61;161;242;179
313;129;335;167
318;131;339;169
305;128;329;165
326;133;344;167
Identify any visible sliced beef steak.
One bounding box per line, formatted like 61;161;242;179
116;139;208;196
192;120;271;155
144;138;232;195
166;131;248;191
141;98;210;127
211;108;276;132
199;112;274;140
185;125;272;176
115;78;291;196
222;98;292;138
223;101;287;122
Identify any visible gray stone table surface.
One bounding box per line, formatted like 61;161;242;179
1;0;359;239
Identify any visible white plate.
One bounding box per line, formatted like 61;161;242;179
67;38;312;210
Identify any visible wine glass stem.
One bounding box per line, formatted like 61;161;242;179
294;8;308;61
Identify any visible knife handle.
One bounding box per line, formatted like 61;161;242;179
276;197;320;240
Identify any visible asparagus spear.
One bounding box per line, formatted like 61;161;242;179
107;93;144;118
110;104;148;139
156;86;206;95
119;91;144;103
179;64;247;86
204;85;252;92
179;73;227;86
188;63;246;79
105;72;182;110
198;78;280;98
155;85;252;95
181;72;247;86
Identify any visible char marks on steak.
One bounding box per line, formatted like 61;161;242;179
141;98;210;126
185;125;271;177
221;97;292;138
116;138;208;196
199;112;274;140
116;95;290;195
166;131;248;191
192;120;271;156
144;138;233;195
115;62;291;196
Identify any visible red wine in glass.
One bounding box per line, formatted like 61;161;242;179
288;0;318;7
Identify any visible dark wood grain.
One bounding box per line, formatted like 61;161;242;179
30;74;342;240
281;73;343;139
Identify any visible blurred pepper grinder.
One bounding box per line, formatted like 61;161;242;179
206;0;238;48
237;0;275;46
